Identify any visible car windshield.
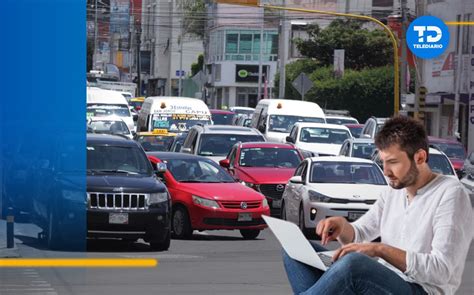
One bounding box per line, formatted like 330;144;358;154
163;158;235;183
87;144;152;175
198;134;265;156
326;118;358;125
347;126;362;138
87;104;131;117
88;120;129;135
310;162;386;185
152;114;211;132
429;154;455;175
137;135;175;151
431;143;466;159
352;143;376;159
300;127;351;144
239;148;301;168
212;113;235;125
268;115;325;133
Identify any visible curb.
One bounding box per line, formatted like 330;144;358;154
0;247;20;258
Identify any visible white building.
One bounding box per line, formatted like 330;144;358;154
141;0;204;97
403;0;472;151
205;3;279;108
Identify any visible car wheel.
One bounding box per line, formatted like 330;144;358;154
240;229;260;240
281;201;287;220
47;208;63;250
150;230;171;251
172;206;193;239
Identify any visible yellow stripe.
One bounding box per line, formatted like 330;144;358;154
0;258;158;268
446;22;474;25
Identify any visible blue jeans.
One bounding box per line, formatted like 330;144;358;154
282;241;427;295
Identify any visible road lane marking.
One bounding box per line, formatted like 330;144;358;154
0;258;158;268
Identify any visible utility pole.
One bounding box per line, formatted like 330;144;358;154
178;21;184;97
136;21;142;96
454;23;464;139
278;0;287;99
400;0;408;115
257;7;264;101
93;0;98;69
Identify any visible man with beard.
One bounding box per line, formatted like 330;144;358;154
281;116;472;295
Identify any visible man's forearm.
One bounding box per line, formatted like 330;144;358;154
338;221;355;245
377;244;407;273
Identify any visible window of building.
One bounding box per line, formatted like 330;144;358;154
226;33;239;54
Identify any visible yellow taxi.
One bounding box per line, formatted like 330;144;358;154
134;129;178;151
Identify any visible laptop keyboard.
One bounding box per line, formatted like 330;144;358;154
318;253;333;268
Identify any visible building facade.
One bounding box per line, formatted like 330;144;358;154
204;3;279;109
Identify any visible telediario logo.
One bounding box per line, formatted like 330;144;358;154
406;16;449;59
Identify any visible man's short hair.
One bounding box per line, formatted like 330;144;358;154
375;116;429;162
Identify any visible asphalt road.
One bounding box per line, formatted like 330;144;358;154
1;221;473;295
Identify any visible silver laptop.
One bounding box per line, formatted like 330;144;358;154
262;215;334;271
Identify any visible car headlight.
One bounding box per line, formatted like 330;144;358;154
241;181;259;190
262;198;269;208
192;195;220;209
148;192;169;205
308;190;333;203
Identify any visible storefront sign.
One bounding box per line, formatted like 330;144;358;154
235;65;268;83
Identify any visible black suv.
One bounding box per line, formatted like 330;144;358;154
87;134;171;250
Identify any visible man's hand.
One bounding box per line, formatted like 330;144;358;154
332;242;382;261
316;216;352;245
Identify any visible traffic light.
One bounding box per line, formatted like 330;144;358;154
417;86;427;121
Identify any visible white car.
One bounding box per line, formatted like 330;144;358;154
281;156;388;237
87;116;134;139
325;115;359;125
286;123;351;156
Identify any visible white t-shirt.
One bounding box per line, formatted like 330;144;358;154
352;174;473;295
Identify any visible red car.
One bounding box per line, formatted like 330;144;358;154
210;109;235;125
147;152;269;239
429;136;466;177
219;142;303;216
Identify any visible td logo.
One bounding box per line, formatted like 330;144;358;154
406;16;449;59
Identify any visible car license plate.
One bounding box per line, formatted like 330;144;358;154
109;213;128;224
238;213;252;222
272;199;282;208
348;212;364;221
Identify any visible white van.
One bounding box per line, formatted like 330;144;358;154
137;96;212;132
86;87;135;132
250;99;326;142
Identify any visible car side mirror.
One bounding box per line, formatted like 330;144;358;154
133;114;138;122
456;169;465;180
219;159;230;168
361;134;371;139
286;136;294;143
181;147;192;154
289;176;304;184
131;131;136;137
258;125;266;133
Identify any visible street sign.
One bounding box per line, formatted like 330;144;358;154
192;71;206;88
176;70;185;77
292;73;313;100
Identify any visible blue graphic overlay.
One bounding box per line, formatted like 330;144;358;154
0;0;86;252
406;16;450;59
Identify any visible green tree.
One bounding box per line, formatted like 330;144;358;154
303;66;394;122
191;54;204;76
295;19;393;70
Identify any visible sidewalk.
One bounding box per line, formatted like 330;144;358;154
0;219;20;258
